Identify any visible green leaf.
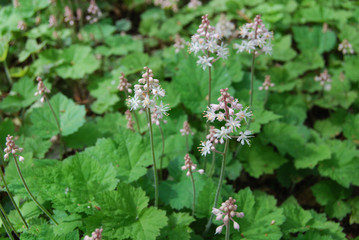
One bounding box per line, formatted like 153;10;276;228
30;93;86;138
231;188;285;240
0;40;9;62
18;38;46;62
0;76;37;112
240;139;287;178
284;51;324;79
272;35;297;61
89;76;120;114
343;114;359;143
251;106;282;133
159;212;194;240
63;121;102;149
349;197;359;224
55;45;100;79
84;183;167;240
195;179;217;219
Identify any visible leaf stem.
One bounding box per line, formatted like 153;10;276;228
0;167;28;228
204;138;229;235
12;155;58;225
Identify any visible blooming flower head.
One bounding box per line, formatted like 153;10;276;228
64;6;75;26
212;197;244;235
199;88;253;155
314;69;332;91
258;75;275;91
49;15;57;28
237;130;253;146
174;34;185;54
34;76;51;103
234;15;273;55
187;0;202;9
338;39;354;55
180;121;193;136
154;0;179;12
84;228;103;240
118;72;132;94
181;154;204;176
86;0;102;24
127;67;169;123
188;14;229;70
17;21;27;31
4;135;24;162
215;14;235;39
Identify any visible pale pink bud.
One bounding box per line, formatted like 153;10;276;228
197;169;204;174
215;225;223;234
19;156;24;162
233;221;240;230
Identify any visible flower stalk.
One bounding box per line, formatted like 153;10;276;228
0;203;18;239
0;205;16;240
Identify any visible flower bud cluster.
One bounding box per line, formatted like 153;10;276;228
180;121;193;136
17;21;27;31
4;135;24;162
64;6;75;26
84;228;103;240
314;69;332;91
86;0;102;24
189;15;229;70
187;0;202;9
125;110;135;131
199;88;253;156
181;154;204;176
174;34;185;54
127;67;169;124
215;14;235;39
34;77;51;103
154;0;179;12
49;15;57;28
234;15;273;55
117;72;132;94
212;197;244;234
338;39;354;55
259;75;275;91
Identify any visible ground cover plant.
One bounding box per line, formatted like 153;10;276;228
0;0;359;239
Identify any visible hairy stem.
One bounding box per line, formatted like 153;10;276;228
185;135;189;153
133;111;141;133
204;138;229;235
225;224;230;240
204;65;212;170
189;170;196;216
249;52;256;107
12;155;58;225
158;125;165;181
147;108;159;207
0;168;28;228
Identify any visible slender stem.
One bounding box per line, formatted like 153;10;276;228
208;152;216;178
204;138;229;235
189;170;196;216
3;61;12;86
0;203;18;238
12;155;58;225
158;125;165;181
0;206;15;240
44;95;65;159
225;224;230;240
147;109;159;207
263;90;269;108
185;135;189;153
0;168;28;228
204;65;212;171
249;52;256;107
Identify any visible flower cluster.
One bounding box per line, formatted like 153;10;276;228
234;15;273;55
127;67;170;125
259;75;275;91
17;21;27;31
153;0;179;12
180;121;193;136
34;77;51;102
189;15;229;70
64;6;75;26
187;0;202;9
215;14;235;39
125;110;134;131
338;39;354;55
181;154;204;176
174;34;186;54
117;72;132;94
199;88;253;156
86;0;102;24
212;197;244;234
3;135;24;162
314;69;332;91
84;228;103;240
49;15;57;28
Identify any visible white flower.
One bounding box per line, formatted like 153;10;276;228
225;116;241;132
214;127;231;144
216;43;229;59
199;141;212;156
128;96;142;110
197;56;214;70
205;107;217;122
155;101;170;118
235;108;252;123
237;130;253;146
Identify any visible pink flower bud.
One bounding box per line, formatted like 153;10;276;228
197;169;204;174
215;225;223;234
233;221;240;231
19;156;24;162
